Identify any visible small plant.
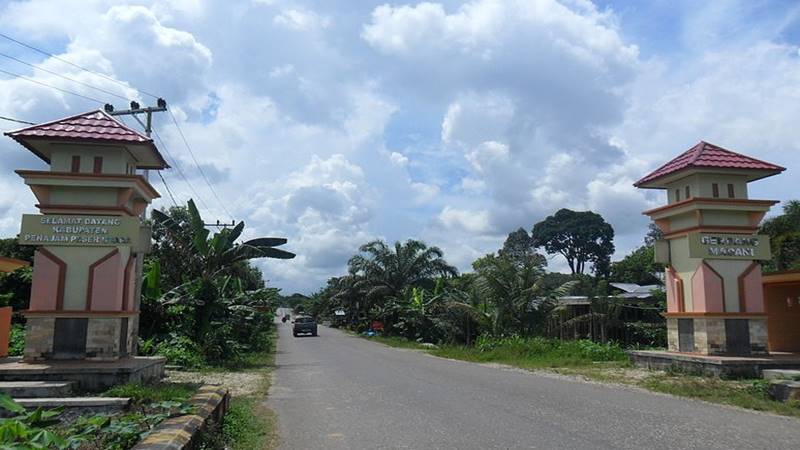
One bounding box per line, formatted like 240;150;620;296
8;323;25;357
0;393;78;449
154;333;204;368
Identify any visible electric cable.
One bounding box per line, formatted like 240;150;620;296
0;51;131;101
167;108;234;221
0;67;105;104
0;32;160;99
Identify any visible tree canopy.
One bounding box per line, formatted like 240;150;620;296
498;228;547;269
531;209;615;275
760;200;800;272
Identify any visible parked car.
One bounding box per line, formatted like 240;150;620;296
293;316;318;337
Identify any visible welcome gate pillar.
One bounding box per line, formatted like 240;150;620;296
635;141;784;356
5;110;169;361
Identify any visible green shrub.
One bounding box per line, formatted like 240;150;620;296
8;323;25;356
154;334;203;368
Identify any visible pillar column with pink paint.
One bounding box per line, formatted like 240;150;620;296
635;141;784;356
4;110;169;361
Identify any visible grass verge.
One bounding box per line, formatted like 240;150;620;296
215;330;277;450
363;334;800;419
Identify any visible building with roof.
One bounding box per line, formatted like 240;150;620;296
636;141;785;356
0;256;28;274
5;109;167;362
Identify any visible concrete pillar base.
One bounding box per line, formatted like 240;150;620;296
666;316;769;356
23;314;138;362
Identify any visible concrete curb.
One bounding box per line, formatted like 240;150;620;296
133;385;230;450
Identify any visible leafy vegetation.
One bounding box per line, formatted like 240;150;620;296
531;208;615;276
302;208;664;351
430;336;628;369
760;200;800;272
138;199;293;367
0;392;194;450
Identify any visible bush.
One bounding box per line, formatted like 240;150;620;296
154;334;203;368
8;324;25;356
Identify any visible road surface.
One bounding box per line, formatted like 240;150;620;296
267;323;800;449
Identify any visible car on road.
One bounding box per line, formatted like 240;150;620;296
293;316;318;337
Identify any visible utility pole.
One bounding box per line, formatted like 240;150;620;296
106;98;167;138
104;99;167;357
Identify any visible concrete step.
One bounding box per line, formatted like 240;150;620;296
762;369;800;381
0;381;74;398
14;397;130;408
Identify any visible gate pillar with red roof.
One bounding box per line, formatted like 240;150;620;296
635;141;784;356
4;110;169;361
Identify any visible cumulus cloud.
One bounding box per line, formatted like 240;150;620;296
1;0;798;292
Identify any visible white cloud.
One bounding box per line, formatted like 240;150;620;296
2;0;799;292
274;8;331;31
438;206;490;233
389;151;409;167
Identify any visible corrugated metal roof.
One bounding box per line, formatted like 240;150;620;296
635;141;784;187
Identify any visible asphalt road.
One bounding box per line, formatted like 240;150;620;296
267;322;800;450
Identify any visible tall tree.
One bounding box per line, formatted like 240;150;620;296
531;209;615;275
348;239;458;301
498;228;547;269
609;245;663;285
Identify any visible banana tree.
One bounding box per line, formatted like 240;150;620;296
151;199;294;341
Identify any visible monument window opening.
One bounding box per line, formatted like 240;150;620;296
93;157;103;174
712;183;720;198
727;183;735;198
70;155;80;173
675;189;681;202
685;185;691;199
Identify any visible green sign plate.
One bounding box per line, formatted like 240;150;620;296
688;232;771;260
19;214;140;247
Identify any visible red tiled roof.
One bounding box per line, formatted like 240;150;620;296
4;110;169;168
6;110;149;143
635;141;784;187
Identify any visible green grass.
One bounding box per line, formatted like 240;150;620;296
220;397;276;450
365;335;430;350
102;382;199;404
637;375;800;417
216;330;277;450
362;333;800;419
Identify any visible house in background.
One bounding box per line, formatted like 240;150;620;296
546;282;665;346
0;256;28;274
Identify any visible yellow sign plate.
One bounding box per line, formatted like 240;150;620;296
19;214;140;247
688;232;771;260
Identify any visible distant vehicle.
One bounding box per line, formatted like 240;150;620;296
293;316;318;337
282;314;290;323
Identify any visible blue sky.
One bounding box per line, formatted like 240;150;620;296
0;0;799;294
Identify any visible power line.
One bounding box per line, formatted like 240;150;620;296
0;32;160;99
0;67;105;104
0;115;34;125
167;108;233;221
151;127;214;213
157;171;180;209
0;51;131;101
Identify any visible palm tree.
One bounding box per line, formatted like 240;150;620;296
348;239;458;302
475;254;574;337
151;199;295;341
